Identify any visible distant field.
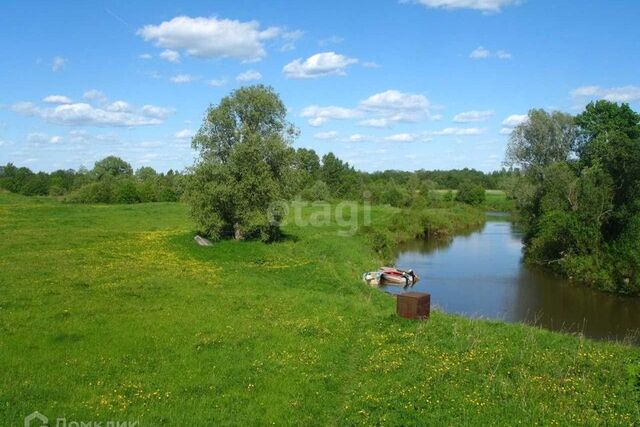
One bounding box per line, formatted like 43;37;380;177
0;192;637;425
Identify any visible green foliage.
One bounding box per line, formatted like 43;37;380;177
187;85;295;241
505;109;576;179
512;101;640;294
300;180;330;201
93;156;133;179
455;181;486;205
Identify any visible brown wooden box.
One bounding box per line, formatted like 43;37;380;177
396;292;431;320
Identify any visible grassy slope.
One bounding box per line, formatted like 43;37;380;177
0;192;638;425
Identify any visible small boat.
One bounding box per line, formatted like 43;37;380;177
379;267;419;287
362;267;419;287
362;271;382;287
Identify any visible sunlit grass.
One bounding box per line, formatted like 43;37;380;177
0;192;638;425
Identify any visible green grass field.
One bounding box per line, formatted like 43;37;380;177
1;191;639;425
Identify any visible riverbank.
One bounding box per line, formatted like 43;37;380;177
1;192;638;425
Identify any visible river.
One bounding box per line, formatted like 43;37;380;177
389;214;640;344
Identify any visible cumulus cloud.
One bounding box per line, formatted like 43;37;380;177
174;129;195;139
106;101;132;112
313;131;338;140
43;95;73;104
348;134;369;142
11;94;173;127
137;16;297;62
207;78;227;87
280;30;304;52
301;89;437;129
428;127;486;136
570;85;640;103
83;89;107;103
300;105;361;126
501;114;528;127
236;70;262;82
52;56;67;72
470;46;511;60
27;132;63;144
283;51;358;79
405;0;520;13
170;74;197;84
139;53;153;60
453;109;495;123
358;89;432;127
384;133;417;142
500;114;528;134
159;49;180;63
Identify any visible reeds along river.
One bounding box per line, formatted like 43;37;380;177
389;214;640;344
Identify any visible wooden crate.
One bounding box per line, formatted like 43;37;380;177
396;292;431;320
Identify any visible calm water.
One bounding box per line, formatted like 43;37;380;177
390;215;640;344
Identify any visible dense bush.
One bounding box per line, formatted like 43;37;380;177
455;181;486;205
507;101;640;295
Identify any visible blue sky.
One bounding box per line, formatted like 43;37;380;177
1;0;639;173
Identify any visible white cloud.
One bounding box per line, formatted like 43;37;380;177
358;89;432;127
570;85;640;103
159;49;181;63
357;118;392;128
283;51;358;79
170;74;196;84
83;89;107;103
429;127;486;135
207;78;227;87
236;70;262;82
174;129;195;139
362;61;381;68
139;53;153;60
52;56;67;72
570;86;600;98
140;105;174;119
360;90;429;113
43;95;72;104
27;132;63;144
453;109;495;123
501;114;528;127
348;134;369;142
300;105;361;126
280;30;304;52
470;46;511;60
469;46;490;59
313;131;338;140
137;16;294;62
405;0;520;13
12;95;173;127
384;133;417;142
106;101;132;112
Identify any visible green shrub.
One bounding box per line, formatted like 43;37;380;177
455;181;486;205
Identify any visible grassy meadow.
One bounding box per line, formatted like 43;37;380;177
1;191;639;425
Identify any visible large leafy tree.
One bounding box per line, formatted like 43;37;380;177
186;85;297;241
92;156;133;180
508;101;640;294
505;109;576;180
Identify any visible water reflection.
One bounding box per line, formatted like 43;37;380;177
391;216;640;344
